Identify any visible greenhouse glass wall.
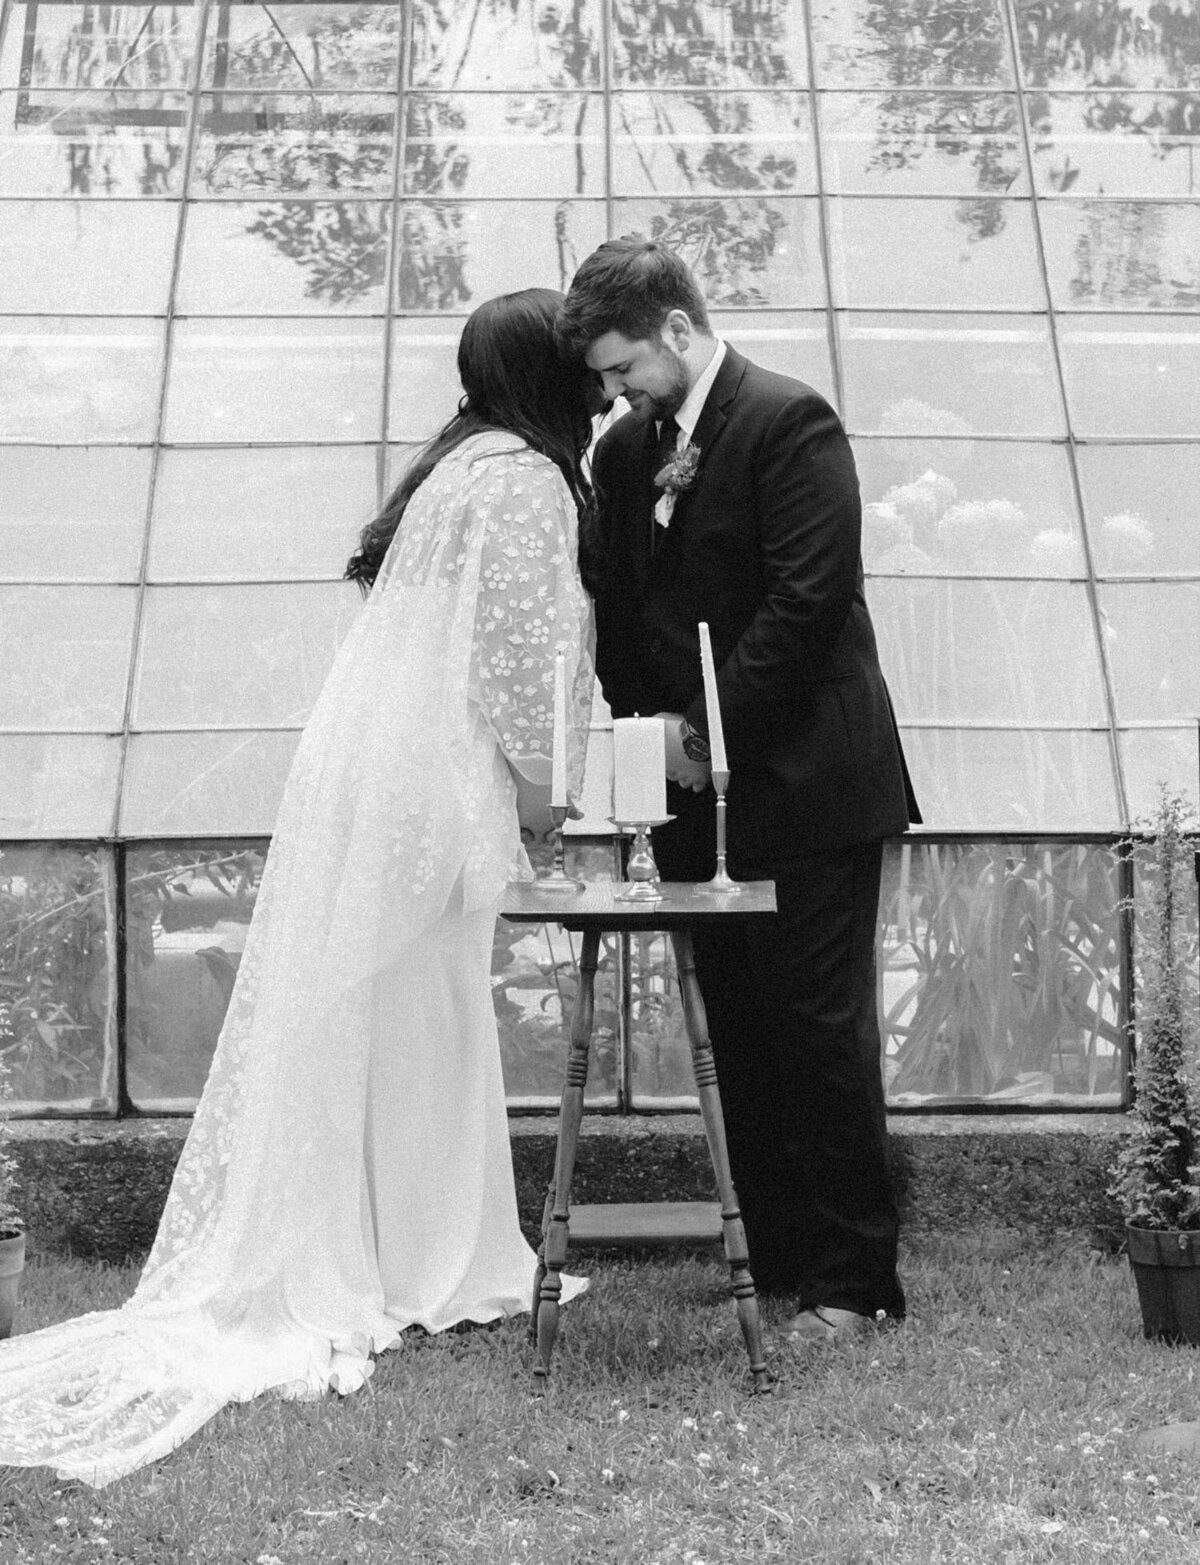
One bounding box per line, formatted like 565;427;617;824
0;0;1197;1117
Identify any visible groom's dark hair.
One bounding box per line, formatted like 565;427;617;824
557;236;711;355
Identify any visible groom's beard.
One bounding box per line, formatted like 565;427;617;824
626;351;689;423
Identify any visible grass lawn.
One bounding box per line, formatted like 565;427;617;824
2;1238;1200;1564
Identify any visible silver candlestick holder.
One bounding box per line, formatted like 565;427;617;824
538;805;585;892
612;816;674;901
696;768;742;895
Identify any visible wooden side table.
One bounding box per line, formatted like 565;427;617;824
500;879;778;1395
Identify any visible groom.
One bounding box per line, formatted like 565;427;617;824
559;237;919;1337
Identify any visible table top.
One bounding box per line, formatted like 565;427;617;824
500;878;777;930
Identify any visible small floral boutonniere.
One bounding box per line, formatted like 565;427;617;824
653;442;701;529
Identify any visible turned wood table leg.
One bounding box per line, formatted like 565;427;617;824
532;925;600;1394
671;929;772;1394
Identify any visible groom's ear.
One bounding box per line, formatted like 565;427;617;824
662;309;693;354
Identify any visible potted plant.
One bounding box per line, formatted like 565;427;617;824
1109;788;1200;1344
0;1045;25;1340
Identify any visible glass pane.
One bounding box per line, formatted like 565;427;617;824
1040;202;1200;312
177;201;389;314
840;313;1065;437
611;0;808;88
120;729;301;835
871;579;1107;724
164;318;384;443
810;0;1013;87
0;90;189;196
1077;444;1200;575
828;197;1044;309
1016;5;1200;89
0;447;151;580
405;93;604;198
819;91;1025;194
0;200;178;312
388;317;462;441
628;931;694;1108
0;318;165;442
714;311;835;396
0;4;199;90
611;91;816;194
855;439;1085;576
880;840;1125;1107
1057;315;1200;437
191;92;395;196
1098;582;1200;723
133;582;360;728
1029;93;1200;196
149;446;376;581
0;842;114;1111
412;0;602;89
898;727;1120;829
611;197;824;307
394;200;606;311
0;734;121;837
202;4;401;90
125;842;268;1109
0;585;136;728
1120;727;1200;821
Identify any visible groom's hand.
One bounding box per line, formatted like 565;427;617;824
655;713;712;793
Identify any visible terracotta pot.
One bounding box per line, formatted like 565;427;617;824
1126;1225;1200;1346
0;1228;25;1340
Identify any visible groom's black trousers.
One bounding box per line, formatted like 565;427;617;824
654;807;904;1320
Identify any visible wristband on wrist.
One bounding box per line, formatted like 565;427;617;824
679;718;711;763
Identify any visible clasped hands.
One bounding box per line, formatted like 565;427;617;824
653;711;712;794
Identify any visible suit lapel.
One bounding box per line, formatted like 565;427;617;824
656;346;747;546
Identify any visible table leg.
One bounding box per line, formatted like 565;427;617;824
671;929;772;1394
532;925;601;1393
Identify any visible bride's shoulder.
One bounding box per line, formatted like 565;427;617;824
438;432;558;494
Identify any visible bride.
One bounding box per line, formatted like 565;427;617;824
0;288;597;1487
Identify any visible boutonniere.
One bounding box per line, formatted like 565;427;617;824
653;442;701;529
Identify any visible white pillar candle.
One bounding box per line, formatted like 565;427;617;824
613;716;666;822
698;622;728;774
551;652;568;808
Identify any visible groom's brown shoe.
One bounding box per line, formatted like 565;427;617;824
784;1306;875;1342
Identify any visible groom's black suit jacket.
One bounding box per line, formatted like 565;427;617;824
592;344;918;873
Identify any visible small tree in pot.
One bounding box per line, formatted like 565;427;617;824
1109;788;1200;1343
0;1048;25;1339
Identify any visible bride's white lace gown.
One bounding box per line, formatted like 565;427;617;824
0;433;593;1486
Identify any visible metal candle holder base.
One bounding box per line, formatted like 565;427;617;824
612;816;674;901
538;806;585;892
695;770;743;896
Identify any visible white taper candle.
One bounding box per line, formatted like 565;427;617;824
613;716;666;822
551;652;568;808
698;622;728;773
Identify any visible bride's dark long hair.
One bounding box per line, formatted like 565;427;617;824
345;288;599;594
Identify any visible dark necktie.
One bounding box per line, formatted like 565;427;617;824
651;416;680;556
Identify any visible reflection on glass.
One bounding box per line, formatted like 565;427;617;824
819;91;1024;194
612;197;823;306
0;90;189;195
164;318;385;442
0;842;114;1110
0;734;121;837
394;201;606;311
1057;314;1200;437
1016;4;1200;90
829;197;1043;309
880;840;1124;1106
125;842;267;1108
713;310;833;389
150;447;375;581
0;201;178;312
1041;202;1200;312
898;726;1120;829
855;439;1083;575
0;585;136;729
0;4;198;91
872;578;1106;724
0;447;151;581
177;201;389;313
839;313;1064;437
119;730;301;835
627;932;694;1107
0;317;165;442
1121;727;1200;821
411;0;601;90
203;4;401;90
1029;92;1200;197
611;91;814;194
612;0;807;88
810;0;1012;87
133;582;360;728
405;93;604;198
1098;582;1200;723
192;93;395;195
1077;444;1200;575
